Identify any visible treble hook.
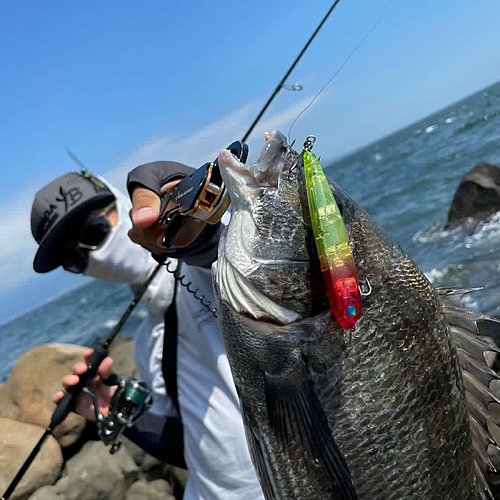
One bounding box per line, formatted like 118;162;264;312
359;278;372;297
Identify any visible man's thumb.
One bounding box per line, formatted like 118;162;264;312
131;187;161;227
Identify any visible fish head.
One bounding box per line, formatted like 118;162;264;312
215;130;371;325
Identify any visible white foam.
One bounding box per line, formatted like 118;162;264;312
413;212;500;248
425;124;438;134
424;267;448;284
104;319;119;329
413;221;457;244
459;293;479;311
464;212;500;246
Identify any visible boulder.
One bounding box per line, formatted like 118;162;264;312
56;440;139;500
0;380;20;420
4;339;137;448
125;479;176;500
108;336;138;378
446;162;500;228
7;344;89;447
0;418;63;500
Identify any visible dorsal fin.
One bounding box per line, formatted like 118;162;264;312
438;287;500;499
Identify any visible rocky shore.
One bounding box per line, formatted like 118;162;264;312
0;338;187;500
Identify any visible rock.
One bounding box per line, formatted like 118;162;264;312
125;479;176;500
446;162;500;228
27;484;67;499
56;440;139;500
108;336;138;378
0;418;63;500
0;380;20;420
139;458;188;499
7;344;89;447
120;436;148;466
164;464;189;498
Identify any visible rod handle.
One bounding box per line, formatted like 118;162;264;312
49;343;108;429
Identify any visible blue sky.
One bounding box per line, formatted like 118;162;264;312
1;0;499;324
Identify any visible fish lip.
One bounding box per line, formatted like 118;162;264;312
217;130;288;187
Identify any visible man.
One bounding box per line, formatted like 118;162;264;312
31;168;183;465
43;165;264;499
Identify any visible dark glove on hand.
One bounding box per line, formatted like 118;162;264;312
126;160;223;269
127;160;195;198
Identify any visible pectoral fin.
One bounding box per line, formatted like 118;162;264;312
264;365;358;500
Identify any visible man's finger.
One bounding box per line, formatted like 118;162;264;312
98;357;114;381
53;391;64;404
62;374;80;390
131;187;161;227
73;362;88;376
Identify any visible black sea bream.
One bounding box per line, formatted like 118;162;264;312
213;130;500;499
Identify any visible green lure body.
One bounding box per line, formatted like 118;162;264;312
303;150;361;329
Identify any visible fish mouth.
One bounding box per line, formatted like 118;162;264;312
218;130;309;265
218;130;288;188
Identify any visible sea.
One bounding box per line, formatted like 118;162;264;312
1;81;500;382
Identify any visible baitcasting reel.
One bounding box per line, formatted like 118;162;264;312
159;140;248;247
84;375;153;454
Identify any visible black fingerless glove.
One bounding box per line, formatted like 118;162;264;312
127;160;223;268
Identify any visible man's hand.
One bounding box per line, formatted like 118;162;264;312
52;349;116;421
128;179;207;255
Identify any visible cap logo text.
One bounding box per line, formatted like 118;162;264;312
56;186;83;212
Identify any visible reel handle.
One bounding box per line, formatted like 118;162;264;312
49;343;108;429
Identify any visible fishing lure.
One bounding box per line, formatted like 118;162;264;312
302;136;362;329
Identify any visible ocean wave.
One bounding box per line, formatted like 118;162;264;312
454;110;500;135
424;267;449;283
464;212;500;246
413;221;460;245
104;318;119;329
413;212;500;248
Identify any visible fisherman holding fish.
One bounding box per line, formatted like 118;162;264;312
34;167;264;499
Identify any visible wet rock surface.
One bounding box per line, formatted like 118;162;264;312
446;162;500;228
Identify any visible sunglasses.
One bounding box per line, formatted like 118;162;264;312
62;203;116;274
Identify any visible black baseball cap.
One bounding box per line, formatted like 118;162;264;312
31;171;116;273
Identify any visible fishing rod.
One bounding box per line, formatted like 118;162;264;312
1;262;162;500
242;0;341;142
3;3;343;497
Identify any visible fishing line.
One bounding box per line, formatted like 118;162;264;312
242;0;342;143
163;260;218;317
287;0;393;143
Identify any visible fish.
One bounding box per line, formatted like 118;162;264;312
212;130;500;499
